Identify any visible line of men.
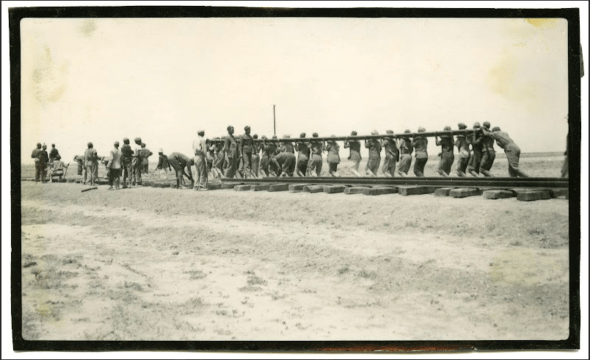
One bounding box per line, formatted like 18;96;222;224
32;121;570;187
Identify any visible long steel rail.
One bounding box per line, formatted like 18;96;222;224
220;176;569;189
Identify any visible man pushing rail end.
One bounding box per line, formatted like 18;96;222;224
481;126;529;178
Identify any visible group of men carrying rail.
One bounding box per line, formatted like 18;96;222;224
31;120;569;190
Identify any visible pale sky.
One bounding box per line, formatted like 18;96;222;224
20;17;568;163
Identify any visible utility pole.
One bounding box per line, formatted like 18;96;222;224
273;105;276;136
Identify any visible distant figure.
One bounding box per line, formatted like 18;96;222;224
107;141;122;190
49;144;59;163
259;136;272;177
481;126;529;177
308;133;323;177
295;133;309;177
397;130;413;177
132;137;143;186
192;130;209;190
480;121;496;177
120;138;134;188
413;127;428;177
381;130;398;177
213;138;226;178
251;134;261;178
48;155;68;182
466;122;483;177
454;123;470;177
238;126;254;179
224;126;239;178
365;131;381;177
84;142;98;186
39;144;50;183
435;126;454;177
279;135;295;154
344;131;362;177
73;155;84;177
31;143;42;183
561;133;568;178
167;152;195;189
325;135;341;177
269;151;296;177
206;139;215;178
140;143;153;175
155;148;171;179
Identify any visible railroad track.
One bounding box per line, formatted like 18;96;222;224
220;176;569;189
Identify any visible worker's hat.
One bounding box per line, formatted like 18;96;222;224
404;129;411;134
492;126;501;131
473;122;481;128
312;133;318;137
114;141;120;146
371;130;379;135
261;135;267;140
458;122;467;129
418;127;426;133
444;126;451;131
134;137;141;142
386;130;394;135
351;131;357;136
55;155;61;160
87;142;93;147
283;135;290;139
253;134;258;139
300;133;306;138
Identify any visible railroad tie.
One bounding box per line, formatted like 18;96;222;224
449;188;483;198
251;184;271;191
434;188;453;197
363;187;398;196
268;184;289;192
234;184;254;191
206;183;222;190
482;190;515;200
398;186;431;196
344;186;370;195
303;185;324;193
289;184;309;192
324;185;347;194
516;190;552;201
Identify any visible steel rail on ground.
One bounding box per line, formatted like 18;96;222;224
220;176;569;189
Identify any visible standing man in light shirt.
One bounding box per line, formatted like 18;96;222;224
107;141;122;190
192;130;209;191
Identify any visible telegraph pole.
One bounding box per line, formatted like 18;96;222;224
273;105;276;136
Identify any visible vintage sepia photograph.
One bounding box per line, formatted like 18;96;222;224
9;5;582;353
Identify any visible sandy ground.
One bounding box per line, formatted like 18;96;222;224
19;181;569;341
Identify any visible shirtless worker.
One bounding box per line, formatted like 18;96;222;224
167;152;195;189
344;131;362;177
454;123;471;177
84;142;98;186
413;127;428;177
120;138;134;188
251;134;261;178
466;122;483;177
31;143;42;183
238;126;254;179
295;133;309;177
481;126;529;177
325;135;341;177
365;131;382;177
397;130;413;177
480;121;496;177
381;130;399;177
224;126;239;178
308;133;323;177
435;126;455;177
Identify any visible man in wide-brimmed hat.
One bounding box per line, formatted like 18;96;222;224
466;122;483;177
480;121;496;177
365;131;381;177
454;123;471;177
381;130;398;177
344;131;362;177
295;133;310;177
